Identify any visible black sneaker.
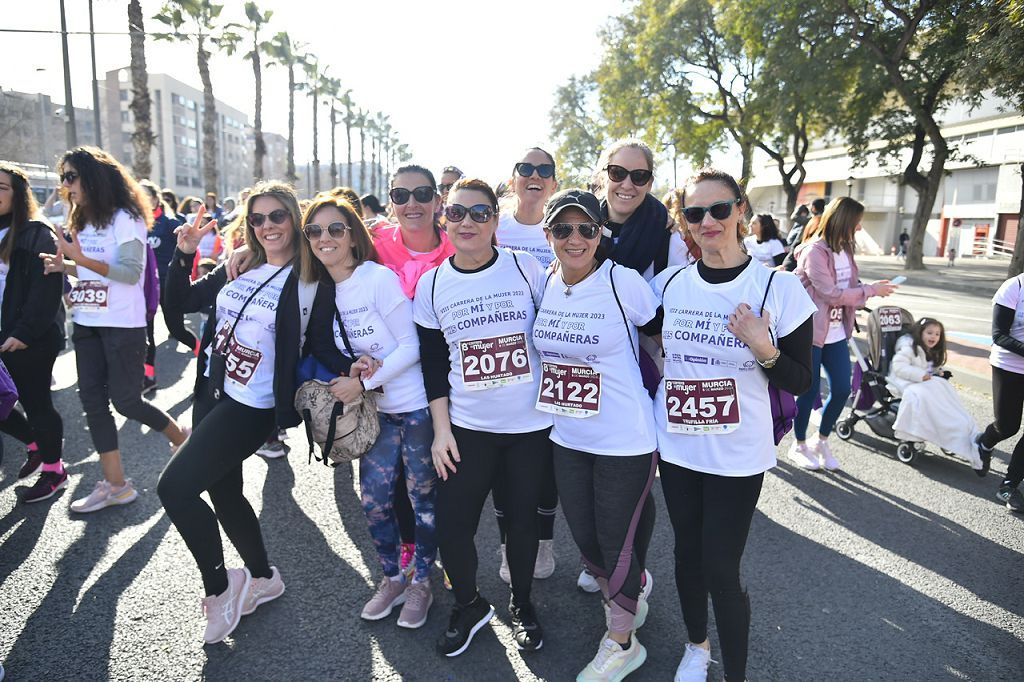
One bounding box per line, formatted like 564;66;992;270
18;451;43;480
22;470;68;504
997;484;1024;513
509;598;544;651
974;435;993;477
142;376;158;396
436;595;494;657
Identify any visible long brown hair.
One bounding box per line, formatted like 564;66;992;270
821;197;864;255
241;181;316;283
911;317;947;367
302;195;379;271
0;164;41;263
59;146;152;234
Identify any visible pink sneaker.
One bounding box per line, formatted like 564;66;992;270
788;441;820;471
202;568;250;644
397;579;433;629
241;566;285;616
361;576;407;620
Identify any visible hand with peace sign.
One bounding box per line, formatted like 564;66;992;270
174;204;218;255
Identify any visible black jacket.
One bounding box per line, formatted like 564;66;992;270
0;219;65;353
163;247;308;428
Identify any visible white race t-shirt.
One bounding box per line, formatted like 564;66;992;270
991;275;1024;374
496;212;555;269
413;248;551;434
532;259;659;456
743;235;786;267
652;259;817;476
824;250;853;344
0;227;9;320
639;232;690;281
71;209;148;328
207;263;290;409
334;261;427;414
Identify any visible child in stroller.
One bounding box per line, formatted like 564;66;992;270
835;307;983;470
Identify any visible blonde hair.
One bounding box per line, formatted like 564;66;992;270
241;181;316;283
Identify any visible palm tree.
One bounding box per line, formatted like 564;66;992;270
302;55;326;193
396;142;412;165
320;75;342;188
374;113;391;195
153;0;227;194
222;2;273;183
368;115;379;197
356;108;368;193
264;31;302;184
386;130;400;188
127;0;154;179
338;89;355;187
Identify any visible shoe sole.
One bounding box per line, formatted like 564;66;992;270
204;571;251;644
241;583;285;616
578;582;601;594
533;564;555;580
515;636;544;651
70;489;138;514
361;592;407;621
576;643;648;682
23;478;68;504
443;605;494;657
397;596;433;629
18;462;42;481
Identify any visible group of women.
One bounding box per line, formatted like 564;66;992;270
4;135;1023;682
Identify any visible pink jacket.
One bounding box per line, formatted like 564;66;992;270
794;239;878;347
372;224;455;299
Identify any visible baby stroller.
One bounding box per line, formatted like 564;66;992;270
834;305;931;464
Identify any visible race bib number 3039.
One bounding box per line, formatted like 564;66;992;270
69;281;109;311
459;333;532;390
665;377;740;434
536;362;601;418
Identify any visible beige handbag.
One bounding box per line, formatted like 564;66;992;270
294;307;380;466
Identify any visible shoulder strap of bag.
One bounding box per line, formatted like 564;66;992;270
224;265;287;345
333;306;356;358
661;266;686;298
297;279;317;343
610;262;640;365
430;264;442;322
761;269;777;344
510;250;540;311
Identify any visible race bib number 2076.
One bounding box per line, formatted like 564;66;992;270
459;333;532;390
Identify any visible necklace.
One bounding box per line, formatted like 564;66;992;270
561;262;597;297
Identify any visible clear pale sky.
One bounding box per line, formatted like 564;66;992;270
4;0;626;185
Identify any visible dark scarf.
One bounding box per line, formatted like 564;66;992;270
600;193;670;274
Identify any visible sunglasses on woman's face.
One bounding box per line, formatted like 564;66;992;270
605;164;652;186
60;171;78;185
389;186;435;205
303;221;349;240
444;204;495;224
682;199;741;224
547;222;602;240
514;162;555;179
247;208;290;227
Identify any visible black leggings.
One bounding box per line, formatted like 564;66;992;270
0;344;63;464
436;424;550;606
981;365;1024;486
660;461;764;682
157;383;275;596
492;445;558;543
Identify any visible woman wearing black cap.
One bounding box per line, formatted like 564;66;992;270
532;188;659;680
414;177;549;657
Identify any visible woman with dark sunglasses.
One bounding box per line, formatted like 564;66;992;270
648;168;816;682
158;181;318;644
304;195;437;629
0;164;66;504
530;188;659;681
39;147;189;513
414;178;550;657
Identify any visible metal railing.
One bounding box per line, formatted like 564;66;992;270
972;236;1015;258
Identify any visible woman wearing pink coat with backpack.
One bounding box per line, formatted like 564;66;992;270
791;197;897;471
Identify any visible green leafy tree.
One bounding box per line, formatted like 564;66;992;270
222;2;273;183
549;75;607;187
153;0;228;194
264;31;303;184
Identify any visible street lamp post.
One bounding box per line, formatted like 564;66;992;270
846;175;854;197
88;0;102;147
59;0;77;148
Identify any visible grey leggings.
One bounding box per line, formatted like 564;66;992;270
73;324;172;453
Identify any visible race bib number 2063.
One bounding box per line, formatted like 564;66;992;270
665;377;740;434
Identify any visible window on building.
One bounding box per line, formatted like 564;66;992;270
119;90;129;101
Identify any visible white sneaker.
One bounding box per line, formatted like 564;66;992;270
788;441;820;470
499;544;511;584
674;642;713;682
534;539;556;579
70;479;138;513
202;567;251;644
578;568;601;594
576;634;647;681
241;566;285;616
256;439;288;459
816;438;840;471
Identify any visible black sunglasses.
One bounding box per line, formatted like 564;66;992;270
390;186;435;205
547;222;602;240
438;183;454;194
682;199;741;224
514;162;555;179
247;208;291;227
444;203;495;224
303;221;350;240
60;171;79;185
605;164;653;186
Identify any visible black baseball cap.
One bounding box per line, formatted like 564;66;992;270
544;189;603;226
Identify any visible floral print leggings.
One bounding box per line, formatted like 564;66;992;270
358;407;437;582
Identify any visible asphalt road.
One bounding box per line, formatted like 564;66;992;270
1;318;1022;681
